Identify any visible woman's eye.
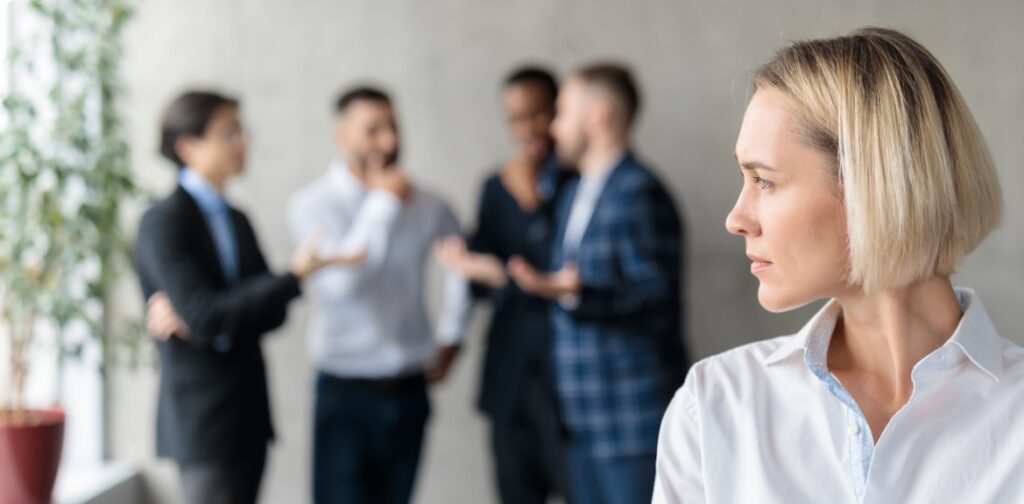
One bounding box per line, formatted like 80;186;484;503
752;176;774;189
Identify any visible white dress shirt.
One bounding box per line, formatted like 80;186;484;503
561;156;619;258
557;154;619;309
653;288;1024;504
287;161;471;379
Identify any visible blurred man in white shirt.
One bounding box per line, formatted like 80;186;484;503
288;86;471;504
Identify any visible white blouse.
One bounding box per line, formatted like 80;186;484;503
654;288;1024;503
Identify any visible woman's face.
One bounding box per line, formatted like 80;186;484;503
727;88;851;312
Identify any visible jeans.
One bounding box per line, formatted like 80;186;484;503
313;372;430;504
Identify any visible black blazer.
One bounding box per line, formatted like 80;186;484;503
133;186;301;463
467;160;572;422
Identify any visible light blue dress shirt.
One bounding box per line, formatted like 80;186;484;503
179;168;238;351
179;168;238;284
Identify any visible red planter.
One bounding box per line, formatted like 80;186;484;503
0;408;66;504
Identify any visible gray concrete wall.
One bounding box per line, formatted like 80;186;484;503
107;1;1024;502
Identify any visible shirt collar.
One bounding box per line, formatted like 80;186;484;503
583;150;626;180
328;159;368;199
577;150;626;198
947;288;1003;381
763;287;1003;382
178;167;228;214
761;297;840;373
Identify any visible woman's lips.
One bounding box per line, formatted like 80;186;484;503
747;254;774;274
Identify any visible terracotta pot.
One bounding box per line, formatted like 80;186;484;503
0;408;66;504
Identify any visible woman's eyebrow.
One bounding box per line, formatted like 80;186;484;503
734;154;776;172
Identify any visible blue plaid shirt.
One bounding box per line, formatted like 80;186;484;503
550;152;689;459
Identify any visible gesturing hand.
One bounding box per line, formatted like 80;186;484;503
434;235;507;289
507;256;581;300
291;231;368;280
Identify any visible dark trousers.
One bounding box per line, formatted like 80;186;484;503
313;371;430;504
490;368;567;504
565;442;656;504
179;442;267;504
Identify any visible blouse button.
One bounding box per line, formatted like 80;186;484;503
849;422;861;436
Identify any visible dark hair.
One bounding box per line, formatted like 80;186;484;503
577;63;641;127
335;86;392;114
159;91;238;168
503;66;559;107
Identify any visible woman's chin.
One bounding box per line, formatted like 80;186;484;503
757;284;813;313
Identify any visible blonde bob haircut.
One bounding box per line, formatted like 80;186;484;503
752;27;1003;293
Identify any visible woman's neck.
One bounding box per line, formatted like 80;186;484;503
829;276;963;397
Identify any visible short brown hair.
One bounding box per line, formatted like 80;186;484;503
335;86;391;115
577;63;641;128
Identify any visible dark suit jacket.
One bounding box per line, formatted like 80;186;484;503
133;186;301;463
466;158;571;422
550;152;690;458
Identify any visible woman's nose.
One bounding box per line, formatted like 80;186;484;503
726;192;759;237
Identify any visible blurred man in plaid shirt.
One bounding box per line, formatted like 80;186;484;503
510;63;690;504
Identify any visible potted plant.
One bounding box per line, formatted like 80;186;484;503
1;0;135;502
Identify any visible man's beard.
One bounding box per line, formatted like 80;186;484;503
556;135;587;167
357;149;400;172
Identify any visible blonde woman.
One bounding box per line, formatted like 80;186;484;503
653;28;1020;503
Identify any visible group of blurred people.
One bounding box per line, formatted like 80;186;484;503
133;62;689;504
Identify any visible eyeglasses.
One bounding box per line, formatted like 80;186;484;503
206;126;248;145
